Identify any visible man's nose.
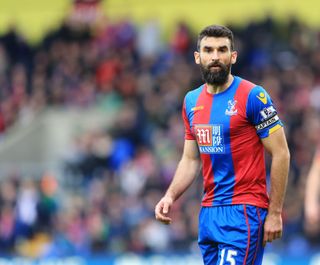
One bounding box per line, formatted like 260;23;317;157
211;50;219;61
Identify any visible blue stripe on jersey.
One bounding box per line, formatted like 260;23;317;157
185;85;205;127
209;77;240;206
185;85;204;125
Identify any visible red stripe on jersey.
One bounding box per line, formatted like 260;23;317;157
230;80;269;208
192;85;215;204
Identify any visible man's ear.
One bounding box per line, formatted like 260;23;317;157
194;51;200;65
231;51;237;65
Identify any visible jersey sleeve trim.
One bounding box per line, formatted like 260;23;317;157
255;114;280;131
246;85;283;139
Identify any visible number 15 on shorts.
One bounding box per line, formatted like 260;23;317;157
219;249;237;265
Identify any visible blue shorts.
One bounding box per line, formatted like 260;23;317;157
198;205;267;265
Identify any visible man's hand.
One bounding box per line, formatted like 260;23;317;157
263;212;283;247
155;196;174;225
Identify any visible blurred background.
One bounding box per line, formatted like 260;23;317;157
0;0;319;264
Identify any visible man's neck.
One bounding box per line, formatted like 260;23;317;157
206;74;234;94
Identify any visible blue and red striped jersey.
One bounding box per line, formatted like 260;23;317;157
182;76;283;208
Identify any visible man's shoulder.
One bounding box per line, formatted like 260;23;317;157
184;84;205;101
235;76;269;102
187;84;205;95
236;76;258;91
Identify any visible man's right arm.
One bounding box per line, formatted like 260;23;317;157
155;139;201;224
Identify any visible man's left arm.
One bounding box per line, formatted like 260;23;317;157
261;127;290;247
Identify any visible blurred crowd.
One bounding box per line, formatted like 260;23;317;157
0;16;319;257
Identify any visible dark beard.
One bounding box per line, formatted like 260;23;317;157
200;61;231;86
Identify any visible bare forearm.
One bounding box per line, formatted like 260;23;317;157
155;140;200;225
268;150;290;214
305;161;320;206
165;157;201;201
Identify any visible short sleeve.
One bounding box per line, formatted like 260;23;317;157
182;97;195;140
246;86;283;138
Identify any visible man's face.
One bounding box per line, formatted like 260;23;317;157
194;37;237;86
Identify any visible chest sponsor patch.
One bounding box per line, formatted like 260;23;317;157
194;124;225;154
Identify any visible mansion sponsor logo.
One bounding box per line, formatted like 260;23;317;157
199;146;225;153
194;124;225;154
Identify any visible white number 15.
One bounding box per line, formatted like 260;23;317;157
219;249;238;265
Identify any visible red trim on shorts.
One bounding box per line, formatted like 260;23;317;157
252;207;262;264
243;205;251;265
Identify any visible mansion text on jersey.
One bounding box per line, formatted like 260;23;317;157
199;146;225;154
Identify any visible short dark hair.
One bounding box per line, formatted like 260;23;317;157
197;25;234;51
